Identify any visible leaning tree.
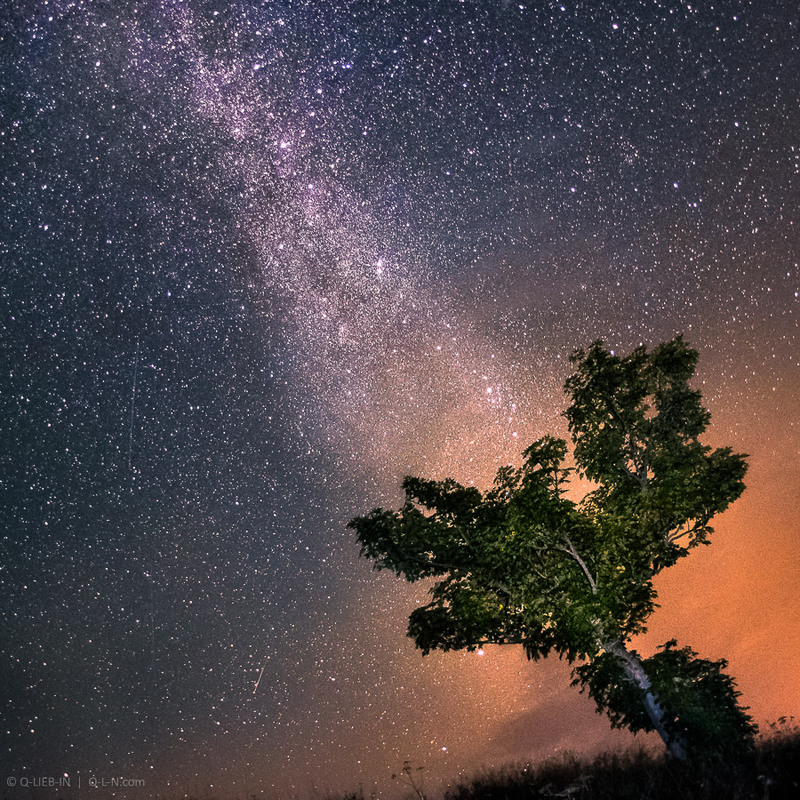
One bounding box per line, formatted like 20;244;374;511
349;338;756;761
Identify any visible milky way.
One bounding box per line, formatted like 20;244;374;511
2;1;799;797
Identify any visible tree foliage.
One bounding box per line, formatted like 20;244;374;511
349;338;753;759
573;641;757;759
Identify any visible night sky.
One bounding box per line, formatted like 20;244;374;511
2;1;799;797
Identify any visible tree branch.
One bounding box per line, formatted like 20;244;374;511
398;550;514;596
604;396;649;486
665;519;707;545
526;550;568;597
444;637;528;649
557;537;598;595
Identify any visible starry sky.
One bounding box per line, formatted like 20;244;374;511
1;0;799;797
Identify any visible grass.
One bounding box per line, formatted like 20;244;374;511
437;721;800;800
32;723;795;800
292;722;800;800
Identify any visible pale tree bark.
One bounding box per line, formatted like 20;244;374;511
604;640;688;761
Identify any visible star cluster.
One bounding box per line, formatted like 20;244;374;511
2;1;798;797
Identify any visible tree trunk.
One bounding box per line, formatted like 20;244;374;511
604;640;688;761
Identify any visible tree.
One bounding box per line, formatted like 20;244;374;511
349;338;755;761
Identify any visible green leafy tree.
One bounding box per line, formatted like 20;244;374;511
349;338;755;761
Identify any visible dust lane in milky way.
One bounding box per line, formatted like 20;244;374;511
2;1;798;797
